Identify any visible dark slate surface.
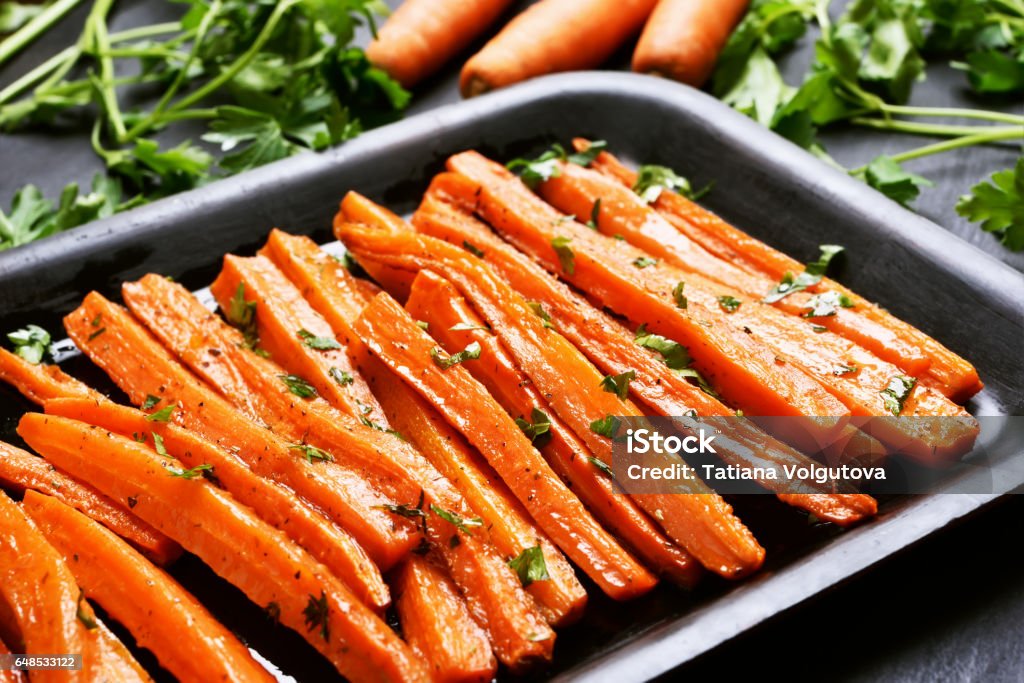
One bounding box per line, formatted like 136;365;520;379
1;1;1022;682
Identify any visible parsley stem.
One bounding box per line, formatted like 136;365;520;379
850;128;1024;174
0;23;188;105
878;104;1024;126
125;0;299;141
851;117;1024;140
145;0;223;132
88;0;127;142
0;0;84;68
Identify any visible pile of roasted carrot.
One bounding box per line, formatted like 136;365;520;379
0;141;981;682
367;0;749;95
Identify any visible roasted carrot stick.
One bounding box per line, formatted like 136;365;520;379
578;141;984;402
209;254;388;427
406;270;703;582
43;397;390;612
354;291;661;594
0;347;99;404
367;0;516;88
64;292;413;568
23;490;275;683
0;491;150;683
364;352;587;625
538;159;932;379
393;556;498;683
340;226;765;578
446;151;849;427
0;439;180;566
413;177;880;523
123;274;555;668
530;158;979;459
459;0;659;97
0;635;24;683
632;0;750;86
17;413;429;683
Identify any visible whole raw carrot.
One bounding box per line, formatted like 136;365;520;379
393;556;498;683
23;490;275;683
43;397;391;612
0;491;150;683
17;413;429;683
632;0;750;87
367;0;516;88
459;0;659;97
0;439;180;566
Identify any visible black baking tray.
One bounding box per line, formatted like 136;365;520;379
1;73;1022;682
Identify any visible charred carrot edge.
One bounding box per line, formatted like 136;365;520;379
262;232;564;659
445;152;849;428
63;292;413;569
124;274;555;669
364;352;587;626
339;223;764;578
0;439;180;566
209;254;389;428
353;290;659;597
530;159;977;458
412;179;879;523
0;634;25;683
406;270;703;585
632;0;750;87
393;556;498;683
367;0;516;88
578;141;983;402
23;490;275;683
0;347;99;404
17;413;429;683
0;491;149;682
43;397;391;612
459;0;659;97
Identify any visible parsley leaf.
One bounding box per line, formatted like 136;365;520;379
589;415;621;439
862;155;933;207
634;324;693;371
329;367;354;386
169;463;214;479
225;283;259;349
527;301;554;329
956;159;1024;251
6;324;50;365
462;240;485;258
599;370;635;400
880;374;917;416
567;140;608;167
551;236;575;275
145;405;175;422
279;374;318;398
507;145;566;188
288;442;334;463
297;328;342;350
430;341;481;369
673;281;688;309
508;545;551;587
141;395;161;410
717;295;742;313
430;504;483;535
514;407;552;444
801;290;854;317
587;455;614;476
633;165;697;203
632;256;657;269
763;245;844;303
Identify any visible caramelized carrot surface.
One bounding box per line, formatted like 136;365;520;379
406;270;703;584
17;413;429;683
446;151;849;426
44;397;390;612
0;439;180;566
63;292;412;568
210;254;388;427
340;224;764;578
393;556;498;683
0;491;150;683
23;490;275;683
353;291;660;595
579;140;983;402
123;273;555;669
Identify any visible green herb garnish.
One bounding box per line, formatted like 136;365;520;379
508;545;551;587
298;329;342;350
599;370;635;400
279;374;318;398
